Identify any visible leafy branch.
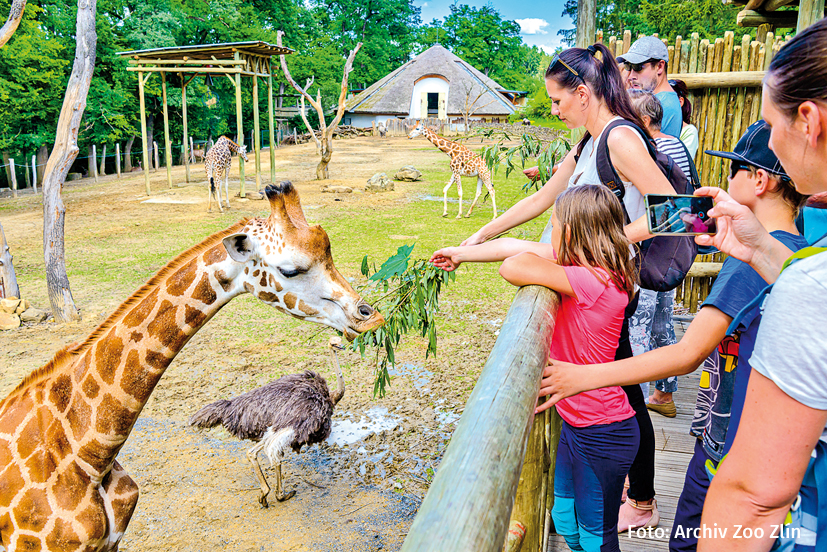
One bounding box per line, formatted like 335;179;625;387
352;244;455;398
476;128;572;193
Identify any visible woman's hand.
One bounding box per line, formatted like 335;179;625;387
429;247;463;271
460;229;488;247
694;187;774;264
535;358;589;414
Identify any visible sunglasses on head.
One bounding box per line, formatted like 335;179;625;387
551;54;581;80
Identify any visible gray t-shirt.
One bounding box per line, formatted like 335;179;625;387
751;252;827;421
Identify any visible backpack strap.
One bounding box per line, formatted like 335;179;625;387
677;139;702;191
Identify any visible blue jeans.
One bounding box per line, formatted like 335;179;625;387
631;289;678;396
670;440;713;552
553;418;640;552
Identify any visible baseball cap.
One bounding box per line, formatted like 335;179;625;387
705;120;789;179
617;36;669;65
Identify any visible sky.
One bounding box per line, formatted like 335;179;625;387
415;0;573;54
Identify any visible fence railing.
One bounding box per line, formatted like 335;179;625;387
401;223;561;552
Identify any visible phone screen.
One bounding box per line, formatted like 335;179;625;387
646;194;717;235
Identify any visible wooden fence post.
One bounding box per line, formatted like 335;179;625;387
153;141;159;172
115;143;121;178
31;155;36;193
0;222;20;299
9;158;17;198
99;143;106;177
91;145;98;182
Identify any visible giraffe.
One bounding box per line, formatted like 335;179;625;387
0;182;384;551
408;123;497;220
204;136;249;213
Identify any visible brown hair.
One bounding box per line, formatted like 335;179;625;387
628;89;663;131
669;79;692;123
555;185;638;299
545;44;651;158
743;165;807;215
765;18;827;119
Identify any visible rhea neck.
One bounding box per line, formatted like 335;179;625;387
329;347;345;406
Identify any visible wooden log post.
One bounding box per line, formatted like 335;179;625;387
115;142;121;178
575;0;597;50
153;141;159;172
234;51;246;198
267;64;276;184
91;145;98;182
31;154;36;193
402;225;560;552
182;73;190;183
8;158;16;198
252;58;262;191
161;71;173;188
99;143;106;176
797;0;825;32
138;71;150;193
0;222;20;299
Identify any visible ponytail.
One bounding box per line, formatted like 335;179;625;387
545;43;651;157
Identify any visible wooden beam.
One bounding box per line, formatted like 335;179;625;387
667;70;765;88
182;74;190;183
765;0;798;10
161;71;173;188
268;65;276;183
797;0;825;31
401;224;560;552
737;9;799;27
234;51;246;198
126;67;242;74
137;71;151;193
252;60;262;191
687;262;723;278
128;58;245;65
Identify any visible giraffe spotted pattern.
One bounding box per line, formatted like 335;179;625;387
204;136;248;213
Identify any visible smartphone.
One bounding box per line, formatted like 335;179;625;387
645;194;717;236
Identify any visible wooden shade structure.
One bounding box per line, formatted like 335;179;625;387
118;41;294;195
729;0;824;31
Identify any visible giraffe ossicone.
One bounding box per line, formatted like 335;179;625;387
0;181;383;551
204;136;249;213
409;123;497;220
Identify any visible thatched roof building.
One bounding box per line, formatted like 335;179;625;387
344;44;525;128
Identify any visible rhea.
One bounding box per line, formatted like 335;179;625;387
189;337;347;507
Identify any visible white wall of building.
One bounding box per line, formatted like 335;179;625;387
408;77;450;119
346;114;398;128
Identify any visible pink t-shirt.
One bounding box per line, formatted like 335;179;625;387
551;265;636;428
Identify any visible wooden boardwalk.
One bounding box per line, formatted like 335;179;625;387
548;321;701;551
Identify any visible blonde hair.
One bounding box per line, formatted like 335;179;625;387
555;185;638;299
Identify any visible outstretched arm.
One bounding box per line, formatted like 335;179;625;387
535;305;731;413
430;238;555;271
499;252;575;297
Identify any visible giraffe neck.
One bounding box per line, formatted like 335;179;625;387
424;129;461;157
46;228;249;478
222;137;241;153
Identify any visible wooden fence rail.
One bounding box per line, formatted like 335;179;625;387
401;224;560;552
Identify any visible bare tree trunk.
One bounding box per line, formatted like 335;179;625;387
0;222;19;299
123;135;134;172
41;0;96;323
0;0;26;48
2;151;10;185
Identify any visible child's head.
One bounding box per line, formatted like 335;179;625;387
553;185;637;298
706;120;806;215
628;88;663;134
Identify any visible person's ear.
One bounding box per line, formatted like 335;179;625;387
565;223;572;244
753;169;771;197
577;84;589;105
796;101;824;150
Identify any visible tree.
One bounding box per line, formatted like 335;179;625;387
277;30;360;180
41;0;97;322
460;81;494;131
0;0;25;47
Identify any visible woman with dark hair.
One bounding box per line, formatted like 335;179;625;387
669;78;699;158
431;43;675;532
693;18;827;550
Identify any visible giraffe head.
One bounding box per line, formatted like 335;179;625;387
236;144;249;162
221;181;384;340
408;124;427;139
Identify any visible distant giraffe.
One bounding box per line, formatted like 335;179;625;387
408;124;497;219
205;136;248;212
0;182;383;551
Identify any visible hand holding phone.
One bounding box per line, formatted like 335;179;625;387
645;194;717;236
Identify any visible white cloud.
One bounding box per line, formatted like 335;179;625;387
539;44;559;55
516;18;549;35
422;1;428;6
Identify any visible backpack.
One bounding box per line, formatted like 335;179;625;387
589;119;699;291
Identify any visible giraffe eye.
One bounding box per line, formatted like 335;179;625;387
278;266;303;278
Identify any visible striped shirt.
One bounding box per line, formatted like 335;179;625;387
655;136;692;182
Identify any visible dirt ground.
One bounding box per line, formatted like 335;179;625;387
0;135;539;551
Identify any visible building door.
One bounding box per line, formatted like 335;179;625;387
427;93;439;117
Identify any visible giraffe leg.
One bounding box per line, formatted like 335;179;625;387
442;175;455;217
455;176;464;218
274;453;296;502
465;176;484;218
247;441;271;508
223;169;231;209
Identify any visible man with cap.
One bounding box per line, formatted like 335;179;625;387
618;36;683;138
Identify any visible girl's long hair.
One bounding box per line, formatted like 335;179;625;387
555;185;638;299
545;43;651;158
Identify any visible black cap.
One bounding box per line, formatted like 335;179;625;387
705;120;789;179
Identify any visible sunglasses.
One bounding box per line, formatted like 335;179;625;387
551;54;581;81
729;161;753;179
623;59;657;73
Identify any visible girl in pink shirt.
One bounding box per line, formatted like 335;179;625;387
432;185;639;552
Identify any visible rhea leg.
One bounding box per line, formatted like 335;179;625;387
247;441;271;507
465;176;484;218
274;456;296;502
442;174;456;217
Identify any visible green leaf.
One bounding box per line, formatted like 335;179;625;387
361;255;370;277
369;243;415;281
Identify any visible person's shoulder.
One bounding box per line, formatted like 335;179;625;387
769;230;810;253
606;123;646;148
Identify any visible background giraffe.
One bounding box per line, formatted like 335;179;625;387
0;182;383;551
408;124;497;220
204;136;249;212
